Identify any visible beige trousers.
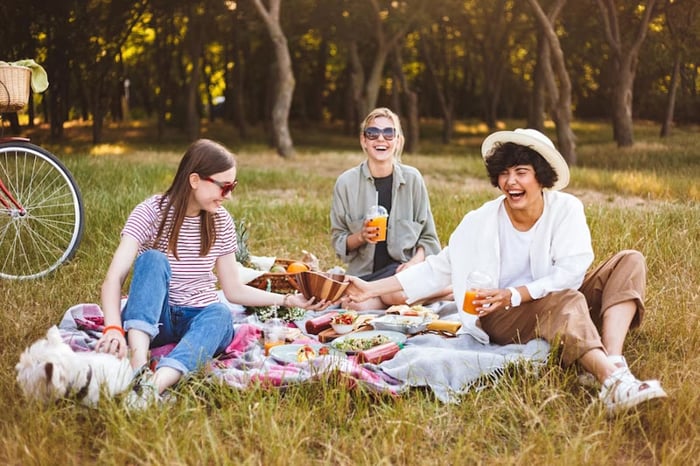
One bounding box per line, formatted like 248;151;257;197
479;250;646;366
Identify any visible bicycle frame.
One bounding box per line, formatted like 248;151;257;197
0;137;30;215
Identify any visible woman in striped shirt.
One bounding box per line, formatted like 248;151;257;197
95;139;326;409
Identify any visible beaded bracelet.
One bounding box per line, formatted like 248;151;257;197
103;325;125;337
282;294;292;308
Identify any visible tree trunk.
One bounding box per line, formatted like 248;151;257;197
527;0;576;164
185;10;204;142
348;41;368;123
419;37;454;144
596;0;658;147
527;30;547;131
392;49;419;154
611;63;636;147
660;50;681;137
253;0;295;158
230;19;248;138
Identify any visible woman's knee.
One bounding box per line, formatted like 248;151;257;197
135;249;169;271
206;304;234;346
615;249;646;270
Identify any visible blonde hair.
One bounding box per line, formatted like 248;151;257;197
360;107;405;163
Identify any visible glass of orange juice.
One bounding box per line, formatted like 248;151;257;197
365;205;388;242
263;318;285;355
462;271;494;315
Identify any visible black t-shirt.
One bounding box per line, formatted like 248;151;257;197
372;174;394;272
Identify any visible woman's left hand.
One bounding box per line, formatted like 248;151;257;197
286;293;331;311
475;288;512;317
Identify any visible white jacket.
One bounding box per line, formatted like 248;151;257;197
398;190;594;319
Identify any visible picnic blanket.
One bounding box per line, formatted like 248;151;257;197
56;302;550;403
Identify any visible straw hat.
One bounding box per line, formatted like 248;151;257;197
481;128;570;191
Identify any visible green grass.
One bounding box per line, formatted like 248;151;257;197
1;119;699;464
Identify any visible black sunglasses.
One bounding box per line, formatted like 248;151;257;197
363;126;396;141
202;176;238;196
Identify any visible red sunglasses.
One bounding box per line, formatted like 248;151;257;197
201;176;238;196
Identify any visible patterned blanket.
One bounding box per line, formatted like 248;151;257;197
57;303;549;403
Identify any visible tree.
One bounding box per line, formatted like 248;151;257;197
659;0;699;137
342;0;428;122
252;0;295;158
526;0;576;164
595;0;659;147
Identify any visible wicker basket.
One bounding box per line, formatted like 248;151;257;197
0;65;31;113
248;258;299;294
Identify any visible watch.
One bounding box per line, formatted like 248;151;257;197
507;287;522;308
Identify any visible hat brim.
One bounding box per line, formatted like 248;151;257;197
481;130;570;191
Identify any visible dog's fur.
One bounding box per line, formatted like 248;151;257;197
16;326;133;406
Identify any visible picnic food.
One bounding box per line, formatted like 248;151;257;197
355;341;402;364
305;311;339;334
287;261;309;273
296;344;317;362
332;334;391;352
387;304;436;318
332;311;357;325
331;310;358;334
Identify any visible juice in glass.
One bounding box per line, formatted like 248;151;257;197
462;290;479;315
365;205;388;242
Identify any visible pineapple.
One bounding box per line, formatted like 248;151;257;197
233;217;252;267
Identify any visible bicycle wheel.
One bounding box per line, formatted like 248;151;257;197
0;141;84;279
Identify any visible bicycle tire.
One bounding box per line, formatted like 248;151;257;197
0;141;84;279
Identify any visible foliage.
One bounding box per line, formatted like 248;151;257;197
0;120;698;464
2;0;699;145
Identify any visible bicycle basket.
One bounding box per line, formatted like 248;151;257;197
0;65;31;113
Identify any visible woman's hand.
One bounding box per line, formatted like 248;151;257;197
343;275;373;303
286;293;331;311
362;220;382;244
474;288;512;317
95;328;128;358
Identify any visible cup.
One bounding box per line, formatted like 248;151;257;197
263;317;286;355
462;271;494;315
365;205;388;242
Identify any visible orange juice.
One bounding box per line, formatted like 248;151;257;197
462;289;479;315
366;215;388;242
264;340;284;356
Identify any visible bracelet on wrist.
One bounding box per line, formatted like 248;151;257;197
507;287;522;308
103;325;125;337
282;294;292;308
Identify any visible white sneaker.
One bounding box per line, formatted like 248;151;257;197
599;368;667;416
578;355;630;389
123;367;162;411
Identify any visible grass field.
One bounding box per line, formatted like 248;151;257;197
1;119;698;465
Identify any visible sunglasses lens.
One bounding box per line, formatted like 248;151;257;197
364;127;380;140
364;127;395;141
223;180;238;196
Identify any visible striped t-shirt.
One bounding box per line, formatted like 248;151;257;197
121;194;237;307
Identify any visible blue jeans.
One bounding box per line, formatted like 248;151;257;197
122;250;234;375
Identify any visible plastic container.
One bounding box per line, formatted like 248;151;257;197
365;205;388;242
355;341;403;364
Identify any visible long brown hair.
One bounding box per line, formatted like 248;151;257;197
154;139;236;258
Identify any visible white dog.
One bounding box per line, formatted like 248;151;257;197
16;326;133;407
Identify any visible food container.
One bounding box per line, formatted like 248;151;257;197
292;271;350;302
370;314;430;335
331;323;354;334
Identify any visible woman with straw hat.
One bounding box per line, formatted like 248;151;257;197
346;128;667;415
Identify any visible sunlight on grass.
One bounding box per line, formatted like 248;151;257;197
1;120;698;464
